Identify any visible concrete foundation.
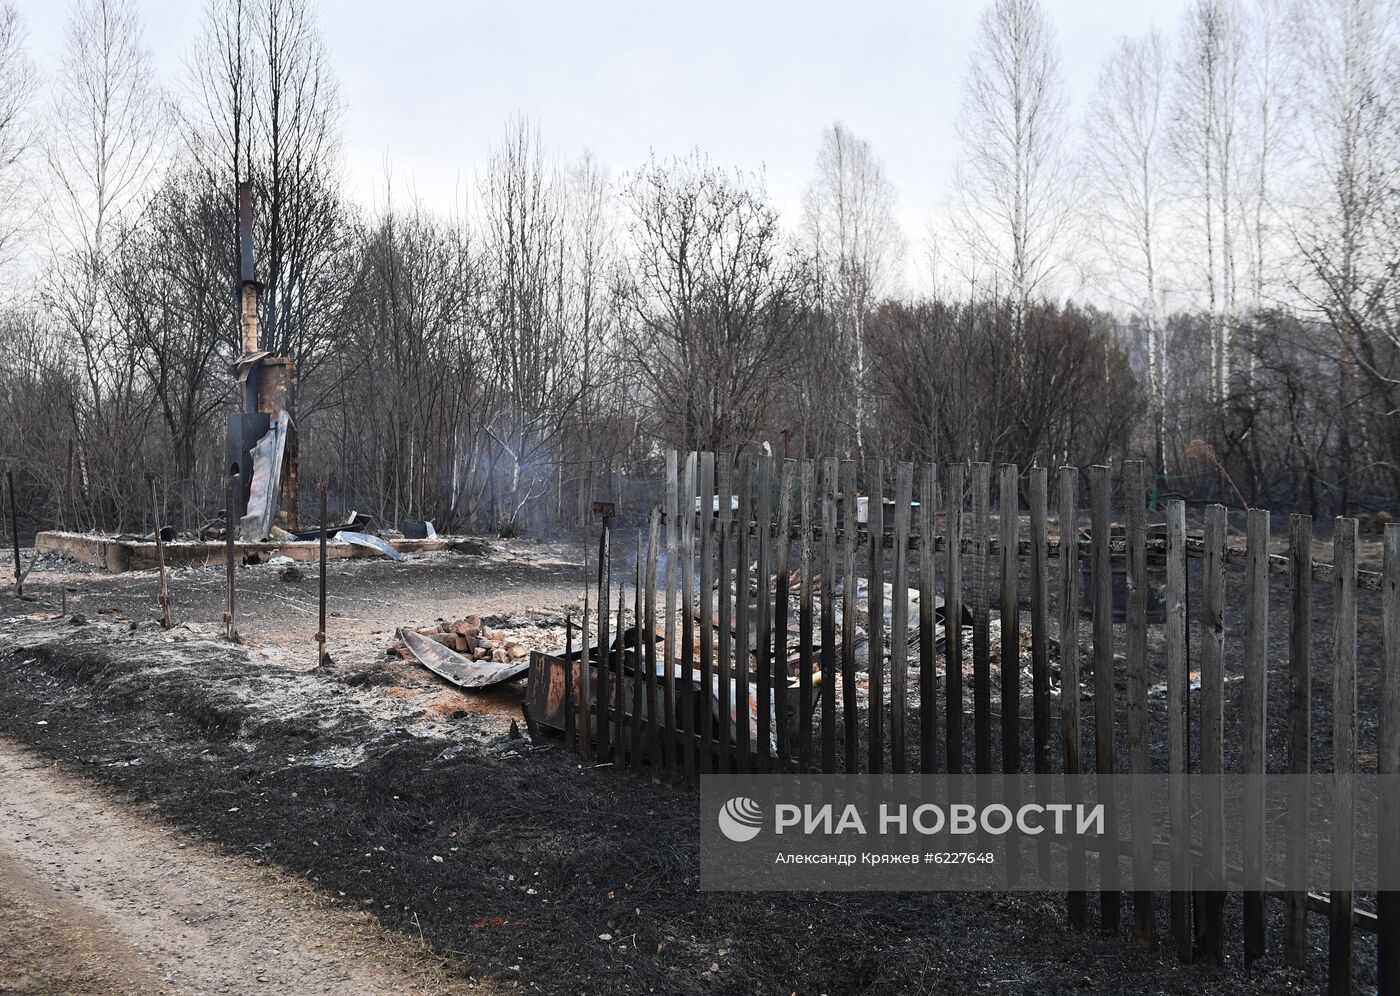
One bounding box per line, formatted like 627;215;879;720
36;530;451;574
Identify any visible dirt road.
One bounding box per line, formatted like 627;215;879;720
0;738;469;996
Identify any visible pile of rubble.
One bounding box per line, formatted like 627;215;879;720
388;616;530;664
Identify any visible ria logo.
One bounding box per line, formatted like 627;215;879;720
717;797;764;842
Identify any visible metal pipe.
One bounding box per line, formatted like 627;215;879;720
317;481;328;667
224;470;239;642
7;468;20;597
147;472;172;629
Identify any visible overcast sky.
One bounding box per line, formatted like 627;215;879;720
19;0;1193;284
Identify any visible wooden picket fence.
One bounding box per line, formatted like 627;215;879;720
560;450;1399;994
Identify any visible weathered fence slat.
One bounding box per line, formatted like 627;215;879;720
868;460;886;774
774;460;797;771
1029;466;1051;881
597;496;612;762
580;555;592;762
1242;507;1269;963
820;458;838;774
1090;464;1120;931
717;455;734;774
1284;513;1313;968
564;609;575;750
615;587;626;767
1330;517;1358;996
1059;467;1086;930
1381;523;1400;993
630;534;645;768
891;462;913;774
663;451;678;774
842;459;860;773
698;452;716;773
799;459;815;773
1198;503;1227;964
680;452;697;781
755;455;774;773
999;463;1021;886
646;509;662;772
946;464;965;775
735;456;753;773
1165;499;1190;959
920;463;938;774
972;463;991;778
1124;461;1154;949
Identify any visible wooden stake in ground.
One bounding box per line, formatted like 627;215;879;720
224;471;239;642
7;467;21;597
317;482;329;667
146;472;172;629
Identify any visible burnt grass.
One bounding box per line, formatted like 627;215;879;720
0;516;1386;996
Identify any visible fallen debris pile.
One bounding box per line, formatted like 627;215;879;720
388;615;530;664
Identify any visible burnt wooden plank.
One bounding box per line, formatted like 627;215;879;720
868;460;887;773
735;455;753;773
946;464;965;775
630;533;645;769
891;462;913;774
972;462;992;778
564;610;575;749
646;508;662;772
755;455;774;772
842;459;860;773
920;463;939;773
773;460;797;771
1090;465;1119;931
999;463;1021;886
663;451;679;774
946;467;968;778
717;454;734;774
1242;507;1269;963
1059;467;1086;930
1381;523;1400;993
799;459;816;773
1330;517;1357;996
580;553;592;762
615;586;626;766
821;458;838;774
1124;461;1155;948
680;452;698;781
1165;498;1191;960
698;452;716;773
597;500;612;762
1197;503;1227;964
1284;513;1313;968
1029;465;1051;880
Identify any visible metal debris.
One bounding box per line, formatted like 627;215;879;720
400;628;530;690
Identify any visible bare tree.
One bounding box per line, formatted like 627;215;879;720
45;0;165;417
41;0;165;526
950;0;1074;342
1238;0;1294;316
1170;0;1246;405
1085;32;1169;472
1288;0;1398;505
801;122;902;460
478;118;583;532
106;167;237;523
0;0;36;276
186;0;348;380
621;153;812;453
566;150;622;523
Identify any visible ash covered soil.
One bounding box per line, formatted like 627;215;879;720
0;537;1373;994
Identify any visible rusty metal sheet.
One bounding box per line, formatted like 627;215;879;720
400;628;529;689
